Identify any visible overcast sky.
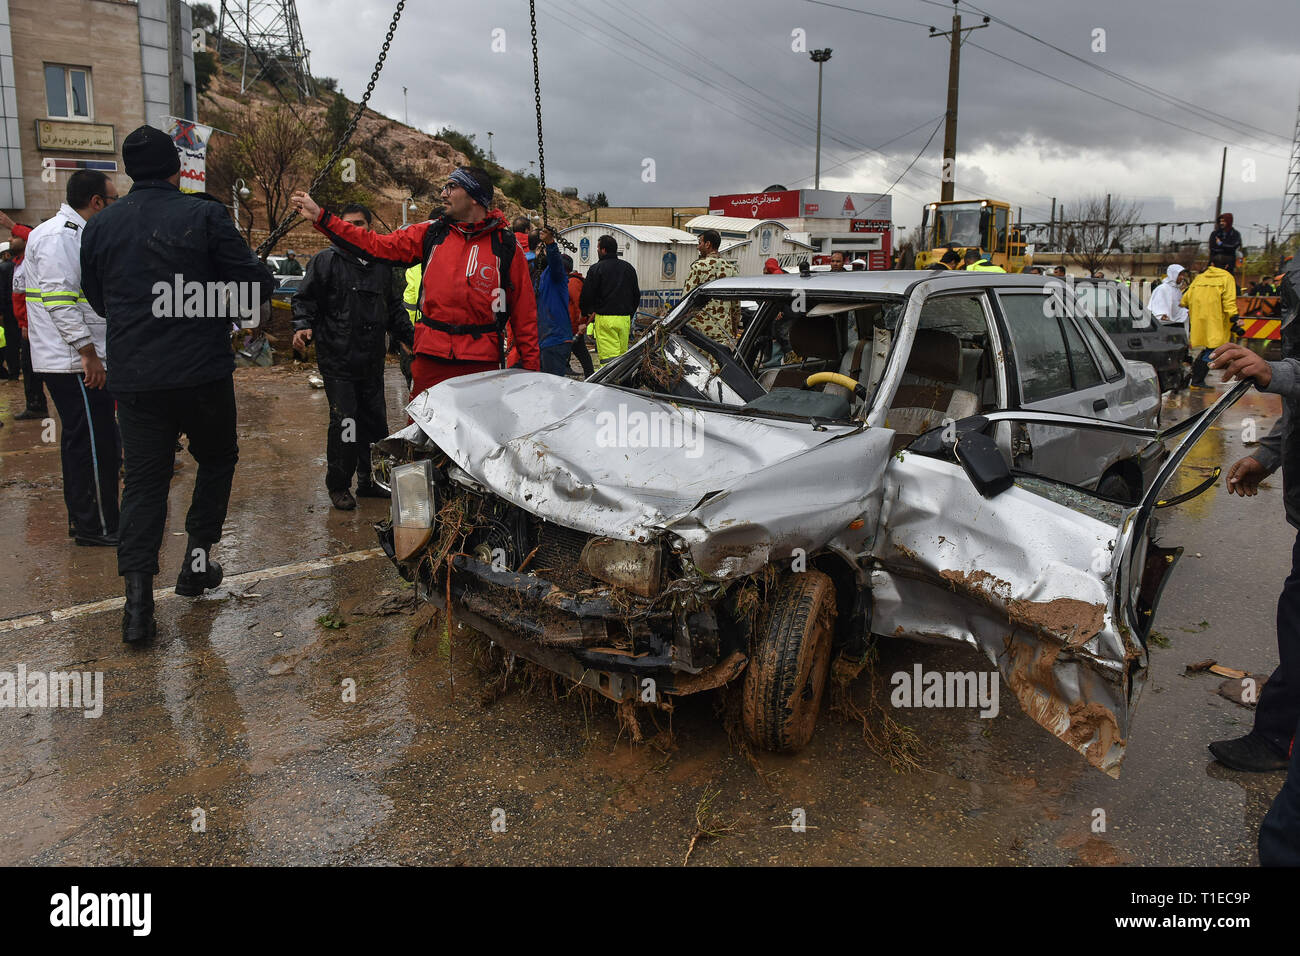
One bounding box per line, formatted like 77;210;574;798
294;0;1299;248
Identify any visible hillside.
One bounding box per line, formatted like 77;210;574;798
199;66;590;255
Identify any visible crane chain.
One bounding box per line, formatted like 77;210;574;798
529;1;576;253
255;0;406;258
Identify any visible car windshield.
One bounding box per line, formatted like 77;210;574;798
933;202;984;248
601;291;907;421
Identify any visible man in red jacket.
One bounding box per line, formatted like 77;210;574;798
291;167;539;398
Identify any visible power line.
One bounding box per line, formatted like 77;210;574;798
802;0;934;30
552;0;855;159
540;4;840;165
965;39;1291;160
877;117;945;198
952;0;1291;147
602;0;1044;213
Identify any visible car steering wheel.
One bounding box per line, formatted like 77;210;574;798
806;371;868;400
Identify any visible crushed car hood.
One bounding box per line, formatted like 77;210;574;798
405;370;895;578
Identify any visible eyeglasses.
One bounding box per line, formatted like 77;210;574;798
441;182;463;194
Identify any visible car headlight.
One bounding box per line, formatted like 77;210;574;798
391;460;435;561
579;537;663;598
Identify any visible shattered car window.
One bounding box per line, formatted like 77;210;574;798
605;292;907;421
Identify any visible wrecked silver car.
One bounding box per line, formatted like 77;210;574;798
374;271;1246;776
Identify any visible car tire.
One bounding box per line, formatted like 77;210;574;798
1097;472;1133;502
742;570;837;752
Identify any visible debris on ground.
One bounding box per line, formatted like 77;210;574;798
350;590;418;617
1218;675;1267;708
682;786;737;866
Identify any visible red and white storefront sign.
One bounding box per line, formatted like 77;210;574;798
707;190;800;219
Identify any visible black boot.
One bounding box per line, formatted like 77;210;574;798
122;572;156;644
175;540;223;597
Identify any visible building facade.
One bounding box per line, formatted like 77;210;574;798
1;0;195;220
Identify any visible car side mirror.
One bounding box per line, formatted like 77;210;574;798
954;431;1013;498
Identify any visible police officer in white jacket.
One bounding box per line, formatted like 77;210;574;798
24;169;120;546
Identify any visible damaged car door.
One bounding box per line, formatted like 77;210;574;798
868;382;1249;776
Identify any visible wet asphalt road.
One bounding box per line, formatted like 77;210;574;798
0;365;1290;865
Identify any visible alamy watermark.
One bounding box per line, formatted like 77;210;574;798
0;664;103;718
890;664;999;718
595;404;704;459
152;275;262;328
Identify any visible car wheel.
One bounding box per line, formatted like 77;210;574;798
1097;472;1133;502
742;570;837;752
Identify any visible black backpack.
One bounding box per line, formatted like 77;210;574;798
415;216;518;368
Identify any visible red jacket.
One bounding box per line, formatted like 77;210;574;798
313;210;540;370
567;273;585;330
10;223;30;332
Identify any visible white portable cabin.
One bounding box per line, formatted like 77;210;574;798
560;222;700;314
682;215;815;276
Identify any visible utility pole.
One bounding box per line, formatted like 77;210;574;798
1104;193;1111;251
929;2;989;202
1049;197;1056;250
403;86;408;125
810;49;832;189
1215;146;1227;221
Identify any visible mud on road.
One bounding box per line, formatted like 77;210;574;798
0;367;1288;865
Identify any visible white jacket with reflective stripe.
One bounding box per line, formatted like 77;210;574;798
25;203;107;374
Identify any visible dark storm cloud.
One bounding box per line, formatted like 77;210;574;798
296;0;1298;243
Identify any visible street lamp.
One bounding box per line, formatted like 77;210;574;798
809;48;832;189
402;197;418;227
232;177;250;229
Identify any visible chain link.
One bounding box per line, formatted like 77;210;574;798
530;0;546;227
255;0;406;258
529;2;575;252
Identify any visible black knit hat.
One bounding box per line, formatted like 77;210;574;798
122;125;181;181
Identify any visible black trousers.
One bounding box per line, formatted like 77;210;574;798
115;375;238;576
19;334;47;413
1254;533;1300;756
571;336;594;377
1259;714;1300;865
0;314;17;377
1191;348;1213;384
43;373;120;536
322;374;387;492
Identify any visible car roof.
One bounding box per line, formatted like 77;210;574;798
699;269;1052;297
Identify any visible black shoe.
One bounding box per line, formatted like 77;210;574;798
122;572;156;644
1208;733;1288;772
13;408;46;421
175;554;224;597
330;489;357;510
355;482;391;499
75;529;119;547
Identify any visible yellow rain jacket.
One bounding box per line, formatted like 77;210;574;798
403;264;422;324
1180;266;1237;350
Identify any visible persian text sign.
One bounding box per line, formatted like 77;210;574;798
35;120;115;154
707;190;799;219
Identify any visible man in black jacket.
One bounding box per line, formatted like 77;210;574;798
578;235;640;366
292;203;412;510
81;125;276;645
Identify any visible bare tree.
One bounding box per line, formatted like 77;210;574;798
1061;194;1143;276
223;104;319;239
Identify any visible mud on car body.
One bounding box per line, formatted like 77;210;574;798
373;270;1247;776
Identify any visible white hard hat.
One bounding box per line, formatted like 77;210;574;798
0;242;8;254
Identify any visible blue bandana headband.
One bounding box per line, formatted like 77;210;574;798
449;168;493;211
